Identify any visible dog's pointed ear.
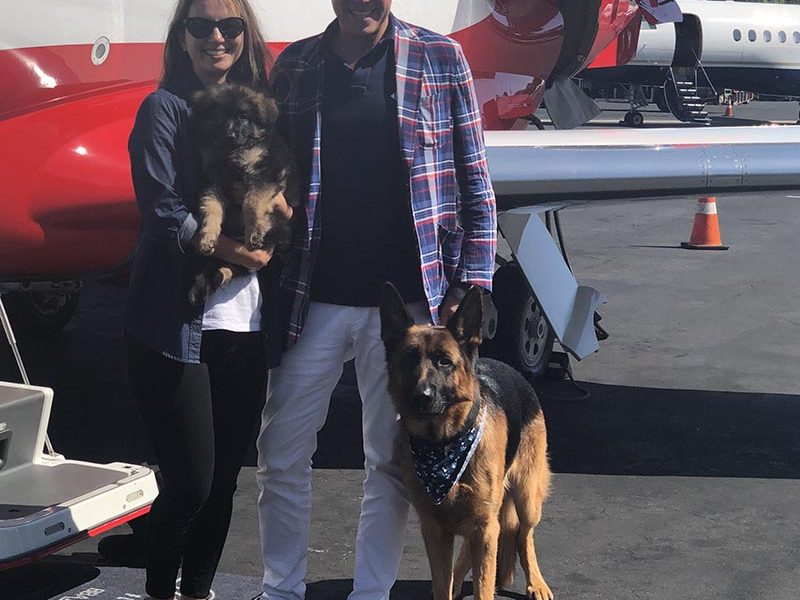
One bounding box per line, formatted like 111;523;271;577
446;286;483;350
380;282;413;355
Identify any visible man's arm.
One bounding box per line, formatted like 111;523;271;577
449;42;497;292
441;43;497;324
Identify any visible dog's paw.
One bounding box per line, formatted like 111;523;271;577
213;266;234;288
528;580;554;600
246;232;265;251
196;236;218;256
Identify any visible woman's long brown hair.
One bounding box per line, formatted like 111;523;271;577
161;0;272;91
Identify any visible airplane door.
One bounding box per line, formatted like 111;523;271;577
672;14;702;68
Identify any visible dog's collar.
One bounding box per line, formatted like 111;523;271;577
408;404;486;505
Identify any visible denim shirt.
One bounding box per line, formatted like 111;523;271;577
125;74;282;366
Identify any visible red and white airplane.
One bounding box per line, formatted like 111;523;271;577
3;0;800;569
0;0;680;287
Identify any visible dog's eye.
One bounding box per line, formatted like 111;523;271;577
436;356;454;369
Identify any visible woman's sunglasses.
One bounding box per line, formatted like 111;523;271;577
183;17;245;40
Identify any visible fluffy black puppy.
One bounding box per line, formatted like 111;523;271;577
186;84;297;307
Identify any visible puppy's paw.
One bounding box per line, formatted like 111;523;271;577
196;233;218;256
528;580;554;600
213;266;234;288
246;231;265;251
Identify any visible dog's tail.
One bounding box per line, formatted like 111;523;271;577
496;495;519;589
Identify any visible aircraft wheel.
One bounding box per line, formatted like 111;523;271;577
482;263;554;381
3;290;80;336
624;110;644;127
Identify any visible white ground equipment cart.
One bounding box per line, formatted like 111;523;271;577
0;294;158;570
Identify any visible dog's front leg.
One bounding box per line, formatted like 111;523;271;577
452;538;471;599
420;515;455;600
197;188;224;255
469;517;500;600
243;183;281;250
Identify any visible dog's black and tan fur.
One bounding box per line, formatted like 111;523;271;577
380;283;552;600
186;84;297;306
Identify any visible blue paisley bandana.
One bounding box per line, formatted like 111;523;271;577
408;406;486;505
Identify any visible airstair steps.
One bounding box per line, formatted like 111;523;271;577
667;76;711;125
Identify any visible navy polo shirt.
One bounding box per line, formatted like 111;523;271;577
310;32;425;306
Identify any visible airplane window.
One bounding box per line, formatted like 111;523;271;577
733;29;742;42
779;31;787;43
764;31;772;43
795;32;800;44
748;29;756;42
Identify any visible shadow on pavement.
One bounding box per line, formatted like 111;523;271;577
0;561;100;600
2;282;798;481
536;379;800;479
317;367;800;481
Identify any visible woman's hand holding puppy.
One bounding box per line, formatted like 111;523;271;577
203;191;293;271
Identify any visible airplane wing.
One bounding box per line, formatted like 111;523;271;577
486;126;800;207
484;125;800;360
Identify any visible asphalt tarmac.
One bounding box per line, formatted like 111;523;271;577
1;102;799;600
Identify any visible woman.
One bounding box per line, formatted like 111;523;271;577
126;1;290;598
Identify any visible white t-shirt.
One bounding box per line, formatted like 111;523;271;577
202;270;262;332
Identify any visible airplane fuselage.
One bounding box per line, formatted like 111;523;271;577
587;0;800;97
0;0;657;279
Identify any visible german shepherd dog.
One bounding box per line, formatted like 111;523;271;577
380;283;552;600
186;84;296;306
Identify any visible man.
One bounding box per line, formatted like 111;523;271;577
256;1;496;598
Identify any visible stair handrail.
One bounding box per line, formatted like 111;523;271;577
692;49;718;100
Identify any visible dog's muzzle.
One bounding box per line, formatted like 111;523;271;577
226;118;257;145
412;385;448;415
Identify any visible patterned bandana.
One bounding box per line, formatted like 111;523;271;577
408;406;486;505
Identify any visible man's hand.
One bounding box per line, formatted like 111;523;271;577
439;293;460;327
440;283;471;326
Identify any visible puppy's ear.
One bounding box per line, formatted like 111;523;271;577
255;95;278;128
380;282;413;356
446;286;483;351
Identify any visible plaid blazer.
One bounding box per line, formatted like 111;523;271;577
271;16;497;348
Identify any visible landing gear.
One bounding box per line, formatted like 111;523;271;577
654;87;670;113
481;263;554;381
623;110;644;127
1;286;81;336
527;115;546;130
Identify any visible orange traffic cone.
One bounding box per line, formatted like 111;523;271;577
681;197;729;250
725;98;734;117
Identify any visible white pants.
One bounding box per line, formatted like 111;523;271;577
256;301;429;600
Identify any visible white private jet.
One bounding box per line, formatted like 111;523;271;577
580;0;800;125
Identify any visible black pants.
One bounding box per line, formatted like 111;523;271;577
125;330;266;599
